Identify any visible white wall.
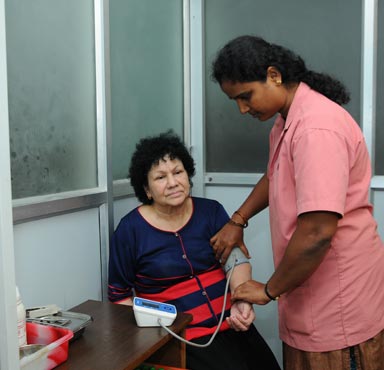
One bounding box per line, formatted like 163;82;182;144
113;196;139;228
13;208;102;311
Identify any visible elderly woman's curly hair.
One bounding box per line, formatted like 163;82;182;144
129;131;195;204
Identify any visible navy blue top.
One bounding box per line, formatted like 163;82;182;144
108;197;232;339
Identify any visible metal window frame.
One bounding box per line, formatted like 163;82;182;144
113;0;197;199
9;0;113;301
12;0;112;223
9;0;194;298
94;0;113;303
189;0;205;197
10;0;383;219
199;0;384;192
361;0;384;190
0;0;20;367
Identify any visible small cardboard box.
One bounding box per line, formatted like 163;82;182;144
20;322;73;370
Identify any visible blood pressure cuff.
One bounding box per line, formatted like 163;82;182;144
223;247;249;274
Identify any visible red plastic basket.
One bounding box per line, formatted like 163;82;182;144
20;322;73;370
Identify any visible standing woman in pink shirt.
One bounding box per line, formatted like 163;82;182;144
210;35;384;370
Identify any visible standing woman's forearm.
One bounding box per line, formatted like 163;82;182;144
263;211;339;300
211;174;270;263
231;211;339;305
234;174;269;223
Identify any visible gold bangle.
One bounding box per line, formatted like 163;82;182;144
234;210;248;224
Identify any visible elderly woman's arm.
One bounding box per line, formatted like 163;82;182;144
115;297;133;306
226;259;255;331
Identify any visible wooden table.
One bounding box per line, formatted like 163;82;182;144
56;300;192;370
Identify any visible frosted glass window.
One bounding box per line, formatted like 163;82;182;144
376;1;384;175
205;0;361;173
110;0;184;180
6;0;97;199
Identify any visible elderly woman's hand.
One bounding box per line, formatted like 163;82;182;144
210;222;250;264
226;300;255;331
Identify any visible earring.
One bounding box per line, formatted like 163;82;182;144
276;80;282;86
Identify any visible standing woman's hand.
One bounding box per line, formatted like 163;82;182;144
231;280;271;306
211;174;269;264
210;222;250;264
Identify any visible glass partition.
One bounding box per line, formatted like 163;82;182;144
205;0;362;173
6;0;98;199
110;0;184;180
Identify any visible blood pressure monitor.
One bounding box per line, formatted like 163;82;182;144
133;297;177;327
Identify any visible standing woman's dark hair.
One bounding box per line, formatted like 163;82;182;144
129;131;195;205
211;35;350;106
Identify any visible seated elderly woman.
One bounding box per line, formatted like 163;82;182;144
108;131;280;370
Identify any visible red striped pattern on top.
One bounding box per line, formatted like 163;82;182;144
138;268;232;340
138;268;226;302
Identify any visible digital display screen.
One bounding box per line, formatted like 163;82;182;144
143;301;159;309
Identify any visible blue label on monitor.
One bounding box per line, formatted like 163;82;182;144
134;297;177;314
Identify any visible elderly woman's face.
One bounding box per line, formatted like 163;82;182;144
145;155;190;208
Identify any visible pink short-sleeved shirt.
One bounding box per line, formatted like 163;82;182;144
268;83;384;352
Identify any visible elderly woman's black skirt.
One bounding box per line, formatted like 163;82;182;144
186;324;281;370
